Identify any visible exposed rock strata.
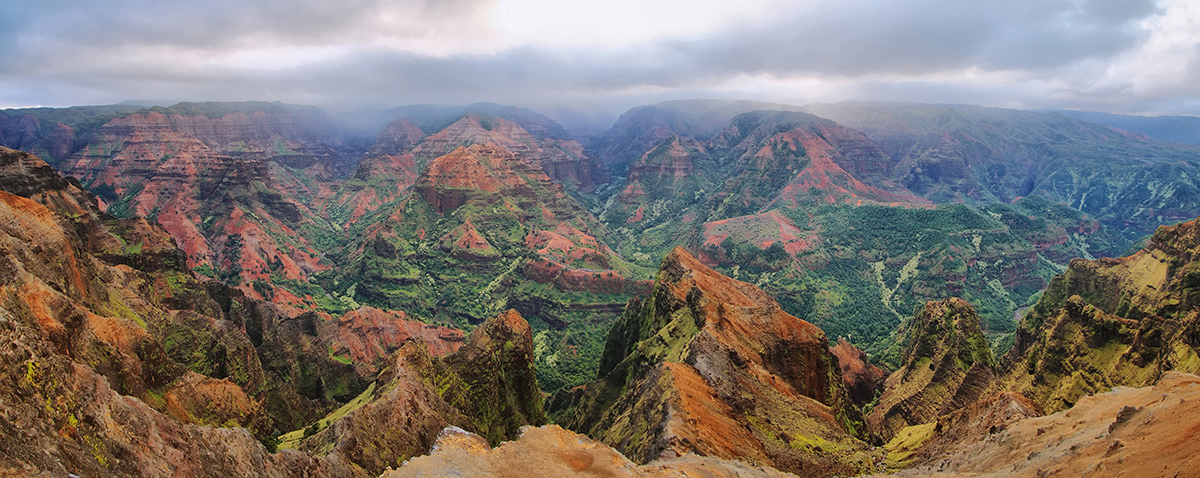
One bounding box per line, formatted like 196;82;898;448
868;298;997;441
556;247;879;477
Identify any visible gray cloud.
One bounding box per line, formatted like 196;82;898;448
1;0;1195;115
672;0;1159;76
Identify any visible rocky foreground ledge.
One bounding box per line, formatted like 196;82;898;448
384;425;798;478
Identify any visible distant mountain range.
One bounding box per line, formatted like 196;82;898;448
1049;109;1200;145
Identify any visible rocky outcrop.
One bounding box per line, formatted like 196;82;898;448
0;146;378;476
1000;217;1200;413
868;298;997;441
436;309;546;442
384;425;800;478
555;247;878;477
296;310;545;476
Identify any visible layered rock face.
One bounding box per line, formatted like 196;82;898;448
328;112;647;392
411;114;598;189
358;140;640;300
0;105;144;166
555;247;879;477
327;119;425;226
706;110;928;213
340;138;643;311
385;425;800;478
0;146;478;477
868;298;997;440
590;99;807;172
52;105;350;312
999;217;1200;412
604;135;715;229
324;306;465;374
293;309;545;476
0;146;362;475
593;107;1100;357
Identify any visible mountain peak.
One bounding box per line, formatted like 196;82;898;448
559;247;874;476
869;297;997;440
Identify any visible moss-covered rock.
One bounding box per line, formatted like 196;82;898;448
1001;218;1200;413
867;298;997;441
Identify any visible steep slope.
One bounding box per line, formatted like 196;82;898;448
335;137;649;391
287;310;545;476
603;110;931;265
0;146;479;476
1052;109;1200;145
554;248;879;477
868;298;997;440
706;110;929;216
804;102;1200;254
831;338;887;407
386;425;800;478
602;135;716;230
0;318;357;477
0;104;143;166
999;216;1200;413
0;146;366;475
344;102;573;142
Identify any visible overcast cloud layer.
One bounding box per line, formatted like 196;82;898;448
2;0;1198;114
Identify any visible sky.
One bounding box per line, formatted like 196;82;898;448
2;0;1198;115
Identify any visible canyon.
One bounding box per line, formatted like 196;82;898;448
3;98;1200;477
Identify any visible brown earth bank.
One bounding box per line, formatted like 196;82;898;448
873;371;1200;477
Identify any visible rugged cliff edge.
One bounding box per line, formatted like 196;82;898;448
1000;217;1200;412
288;309;546;476
0;146;477;477
553;247;880;477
